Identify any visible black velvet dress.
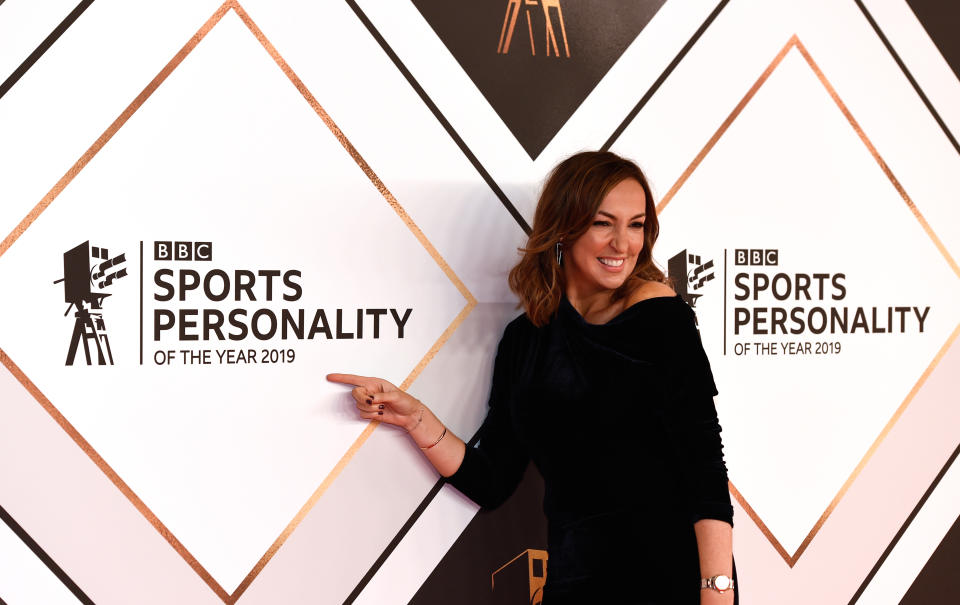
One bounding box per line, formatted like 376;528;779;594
446;295;735;604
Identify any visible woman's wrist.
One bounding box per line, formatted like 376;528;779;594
406;406;425;433
408;406;446;449
700;588;734;604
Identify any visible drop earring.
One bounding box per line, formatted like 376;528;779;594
555;242;563;266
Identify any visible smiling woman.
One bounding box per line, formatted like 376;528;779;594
507;152;665;326
328;151;736;605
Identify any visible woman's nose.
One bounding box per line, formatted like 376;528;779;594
611;229;628;252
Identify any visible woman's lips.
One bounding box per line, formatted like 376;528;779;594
597;257;625;271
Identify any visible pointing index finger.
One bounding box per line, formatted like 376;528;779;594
326;373;374;389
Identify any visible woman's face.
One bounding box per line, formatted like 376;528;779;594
564;178;647;296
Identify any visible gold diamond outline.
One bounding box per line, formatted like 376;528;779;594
657;34;960;567
0;1;477;601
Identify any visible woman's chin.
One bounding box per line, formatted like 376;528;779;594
592;273;630;291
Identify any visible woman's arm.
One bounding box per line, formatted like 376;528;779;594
406;405;466;477
327;322;530;508
372;388;468;478
664;303;736;603
695;518;734;604
324;374;466;477
324;374;529;508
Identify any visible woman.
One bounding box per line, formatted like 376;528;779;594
329;151;735;604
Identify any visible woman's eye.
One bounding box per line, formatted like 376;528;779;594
593;220;611;227
631;222;645;229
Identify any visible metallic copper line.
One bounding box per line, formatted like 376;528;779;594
230;2;477;308
0;348;231;601
656;35;798;214
543;9;556;57
491;548;532;589
496;1;511;54
399;301;476;392
781;40;960;563
790;320;960;565
0;1;234;261
2;0;475;600
499;0;520;55
728;481;793;565
227;297;475;602
0;2;239;600
223;3;477;600
228;420;381;603
526;10;535;57
792;38;960;280
661;34;960;566
555;4;570;58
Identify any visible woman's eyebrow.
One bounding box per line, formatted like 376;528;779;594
597;210;645;220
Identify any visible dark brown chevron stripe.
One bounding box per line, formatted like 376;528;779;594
413;0;667;159
0;0;95;100
603;0;729;150
848;442;960;604
0;503;94;604
345;0;531;234
854;0;960;156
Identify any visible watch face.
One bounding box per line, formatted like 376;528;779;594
714;575;731;591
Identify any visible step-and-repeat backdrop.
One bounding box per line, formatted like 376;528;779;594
1;1;958;604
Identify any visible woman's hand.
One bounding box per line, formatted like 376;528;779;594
326;373;422;431
326;373;466;477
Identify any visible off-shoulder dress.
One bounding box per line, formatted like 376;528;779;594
446;294;736;604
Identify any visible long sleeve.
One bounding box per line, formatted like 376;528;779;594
664;303;734;526
445;321;530;509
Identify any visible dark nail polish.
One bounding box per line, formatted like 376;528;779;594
378;404;384;410
377;411;383;415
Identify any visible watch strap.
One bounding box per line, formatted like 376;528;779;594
700;575;734;592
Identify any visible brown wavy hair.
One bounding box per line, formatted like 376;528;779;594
508;151;667;326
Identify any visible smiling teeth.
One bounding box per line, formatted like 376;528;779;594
599;258;624;266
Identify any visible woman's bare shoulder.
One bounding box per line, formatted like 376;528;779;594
626;280;677;305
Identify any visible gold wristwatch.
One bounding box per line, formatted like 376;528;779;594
701;574;734;593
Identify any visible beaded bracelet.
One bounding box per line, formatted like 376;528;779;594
420;425;447;450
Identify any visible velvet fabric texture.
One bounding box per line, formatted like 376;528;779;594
446;295;736;603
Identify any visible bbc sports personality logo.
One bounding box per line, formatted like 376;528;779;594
53;241;128;365
668;248;715;310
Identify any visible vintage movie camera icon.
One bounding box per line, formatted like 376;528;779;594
53;241;127;365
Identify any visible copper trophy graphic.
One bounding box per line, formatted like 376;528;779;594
497;0;570;58
491;549;549;605
54;241;128;365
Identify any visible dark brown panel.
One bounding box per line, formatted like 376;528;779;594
409;463;548;605
899;511;960;605
413;0;667;159
905;0;960;82
848;442;960;604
